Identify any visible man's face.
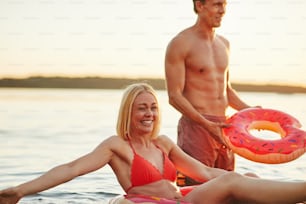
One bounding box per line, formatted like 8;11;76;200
200;0;227;27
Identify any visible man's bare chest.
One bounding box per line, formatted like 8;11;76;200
185;46;229;73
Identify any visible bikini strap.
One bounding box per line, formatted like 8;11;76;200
128;139;163;156
154;144;166;156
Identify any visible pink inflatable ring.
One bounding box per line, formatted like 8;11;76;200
108;186;195;203
223;108;306;164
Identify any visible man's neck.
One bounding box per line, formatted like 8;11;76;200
194;19;216;41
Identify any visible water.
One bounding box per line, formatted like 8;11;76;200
0;88;305;203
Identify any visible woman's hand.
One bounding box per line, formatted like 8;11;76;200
0;187;22;204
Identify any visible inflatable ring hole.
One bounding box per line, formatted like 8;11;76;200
248;120;286;140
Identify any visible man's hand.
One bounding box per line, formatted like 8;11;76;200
205;121;230;147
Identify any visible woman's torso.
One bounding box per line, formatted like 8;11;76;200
107;136;182;200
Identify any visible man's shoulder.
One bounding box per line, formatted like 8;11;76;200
166;32;191;53
168;28;194;48
216;34;230;47
170;27;193;40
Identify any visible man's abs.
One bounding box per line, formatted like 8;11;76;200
184;88;228;115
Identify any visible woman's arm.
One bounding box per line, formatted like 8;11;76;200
174;149;228;183
0;137;115;203
160;136;227;183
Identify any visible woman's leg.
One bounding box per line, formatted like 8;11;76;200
229;173;306;203
184;172;306;204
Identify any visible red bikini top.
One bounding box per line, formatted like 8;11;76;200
126;140;177;193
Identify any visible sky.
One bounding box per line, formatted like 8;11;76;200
0;0;306;86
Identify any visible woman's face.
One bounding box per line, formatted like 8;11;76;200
130;92;158;137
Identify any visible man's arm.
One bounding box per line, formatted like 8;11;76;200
227;84;251;110
165;38;202;122
226;71;252;111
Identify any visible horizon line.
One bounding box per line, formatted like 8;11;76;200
0;75;305;88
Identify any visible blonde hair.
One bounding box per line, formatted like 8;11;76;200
116;83;161;140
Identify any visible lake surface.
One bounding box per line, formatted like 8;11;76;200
0;88;305;203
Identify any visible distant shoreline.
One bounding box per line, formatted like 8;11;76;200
0;76;306;93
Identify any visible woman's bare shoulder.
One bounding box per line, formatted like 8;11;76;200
154;135;176;153
97;135;127;150
97;136;131;159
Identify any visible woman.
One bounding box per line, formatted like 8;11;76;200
0;83;305;204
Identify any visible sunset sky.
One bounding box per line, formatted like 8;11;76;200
0;0;305;86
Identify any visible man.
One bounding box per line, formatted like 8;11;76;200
165;0;255;185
